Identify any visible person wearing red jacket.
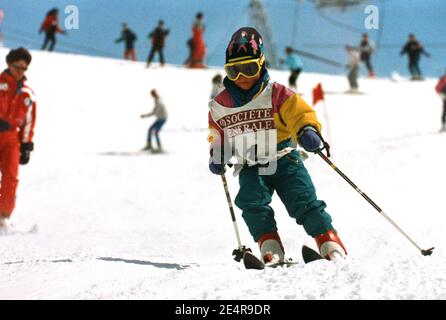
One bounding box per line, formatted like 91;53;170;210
435;70;446;132
39;8;66;52
188;12;206;68
0;48;36;229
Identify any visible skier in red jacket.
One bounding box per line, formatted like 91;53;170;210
39;8;66;51
435;70;446;132
0;48;36;229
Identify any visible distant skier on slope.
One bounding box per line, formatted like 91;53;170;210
435;69;446;132
346;44;360;92
115;23;138;61
184;37;194;66
141;89;168;153
207;27;347;264
280;46;304;92
359;33;375;78
39;8;66;52
0;48;37;231
210;74;223;99
146;20;170;68
188;12;206;68
400;34;431;81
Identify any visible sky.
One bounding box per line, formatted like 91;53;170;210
0;0;445;77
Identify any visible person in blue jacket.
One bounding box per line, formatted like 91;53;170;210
281;47;304;91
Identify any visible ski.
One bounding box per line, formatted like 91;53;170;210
243;251;265;270
301;245;325;263
243;245;324;270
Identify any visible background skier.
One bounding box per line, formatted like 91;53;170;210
146;20;170;68
280;46;304;91
140;89;168;153
39;8;66;52
115;23;137;61
188;12;206;68
359;33;375;77
400;34;431;80
208;27;347;264
435;69;446;132
346;44;360;92
210;74;223;99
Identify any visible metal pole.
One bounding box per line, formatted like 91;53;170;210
221;173;252;261
221;173;243;249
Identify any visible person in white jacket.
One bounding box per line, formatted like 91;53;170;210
141;89;168;153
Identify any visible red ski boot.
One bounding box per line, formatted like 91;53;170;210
258;231;285;264
315;230;347;260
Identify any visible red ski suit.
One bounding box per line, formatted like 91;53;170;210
0;70;36;217
190;25;206;68
40;14;63;33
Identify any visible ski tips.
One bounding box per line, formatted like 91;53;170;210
421;247;434;256
243;251;265;270
301;245;325;263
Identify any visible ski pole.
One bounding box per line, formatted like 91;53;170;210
220;172;252;262
317;150;434;256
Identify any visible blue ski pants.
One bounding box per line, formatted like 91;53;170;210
234;147;334;242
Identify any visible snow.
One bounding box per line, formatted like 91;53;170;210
0;48;445;300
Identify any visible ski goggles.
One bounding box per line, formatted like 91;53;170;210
12;64;28;72
224;56;265;81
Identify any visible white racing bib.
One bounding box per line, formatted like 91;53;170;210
209;83;278;175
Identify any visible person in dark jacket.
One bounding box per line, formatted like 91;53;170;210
359;33;375;77
146;20;170;68
400;34;430;80
39;8;66;51
184;38;195;65
115;23;137;61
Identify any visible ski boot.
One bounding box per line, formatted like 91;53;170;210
315;230;347;260
258;231;285;264
0;214;10;235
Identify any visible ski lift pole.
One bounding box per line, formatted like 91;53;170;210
220;172;252;262
316;150;434;256
293;49;345;68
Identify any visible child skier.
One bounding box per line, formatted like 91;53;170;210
207;27;347;263
0;48;36;230
141;89;167;153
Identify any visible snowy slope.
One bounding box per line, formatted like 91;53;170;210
0;48;445;300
